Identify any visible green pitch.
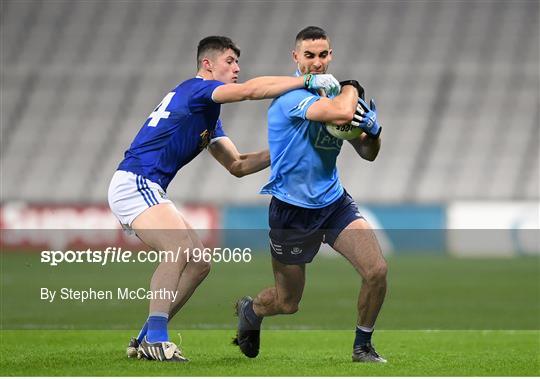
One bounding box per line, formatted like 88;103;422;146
1;253;539;375
1;329;538;376
2;254;539;330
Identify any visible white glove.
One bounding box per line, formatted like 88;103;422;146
304;74;341;97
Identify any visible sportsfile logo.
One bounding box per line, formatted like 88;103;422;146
40;247;253;266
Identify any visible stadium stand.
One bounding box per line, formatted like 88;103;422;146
1;0;538;204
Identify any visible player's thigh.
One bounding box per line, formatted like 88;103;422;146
271;257;306;305
132;203;194;252
331;218;386;280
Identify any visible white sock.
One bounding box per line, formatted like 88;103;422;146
357;325;374;333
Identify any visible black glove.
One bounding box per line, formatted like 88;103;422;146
339;80;365;100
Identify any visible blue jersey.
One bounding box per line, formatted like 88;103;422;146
260;88;344;208
118;77;226;190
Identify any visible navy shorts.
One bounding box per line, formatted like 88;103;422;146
268;190;363;265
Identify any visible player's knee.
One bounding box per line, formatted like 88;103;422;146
365;261;387;285
279;301;299;314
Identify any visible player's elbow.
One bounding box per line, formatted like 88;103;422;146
230;170;245;178
237;82;260;101
241;87;256;101
228;161;246;178
219;83;255;103
362;150;379;161
359;136;381;161
243;81;277;100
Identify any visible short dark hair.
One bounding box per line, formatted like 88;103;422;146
295;26;328;44
197;36;240;69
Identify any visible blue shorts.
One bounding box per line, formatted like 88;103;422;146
268;190;363;265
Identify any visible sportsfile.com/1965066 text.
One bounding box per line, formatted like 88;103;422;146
40;247;252;266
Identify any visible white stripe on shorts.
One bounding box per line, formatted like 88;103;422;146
108;170;172;230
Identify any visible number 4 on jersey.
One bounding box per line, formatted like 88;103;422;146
148;92;175;127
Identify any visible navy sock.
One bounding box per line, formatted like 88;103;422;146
136;321;148;343
354;326;373;347
146;315;169;343
244;300;263;326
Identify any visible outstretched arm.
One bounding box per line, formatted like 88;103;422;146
212;74;340;104
208;137;270;177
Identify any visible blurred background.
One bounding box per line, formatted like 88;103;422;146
2;0;538;249
1;0;538;204
0;0;538;332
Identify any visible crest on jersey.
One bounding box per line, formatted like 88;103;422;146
199;129;211;149
314;127;342;151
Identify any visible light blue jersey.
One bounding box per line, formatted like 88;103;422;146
260;87;344;208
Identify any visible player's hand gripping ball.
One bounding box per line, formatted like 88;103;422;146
352;98;381;139
325;80;365;140
326;97;381;140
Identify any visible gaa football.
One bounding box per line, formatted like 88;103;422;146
325;122;361;140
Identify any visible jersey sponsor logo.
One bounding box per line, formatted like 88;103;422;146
314;127;342;151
